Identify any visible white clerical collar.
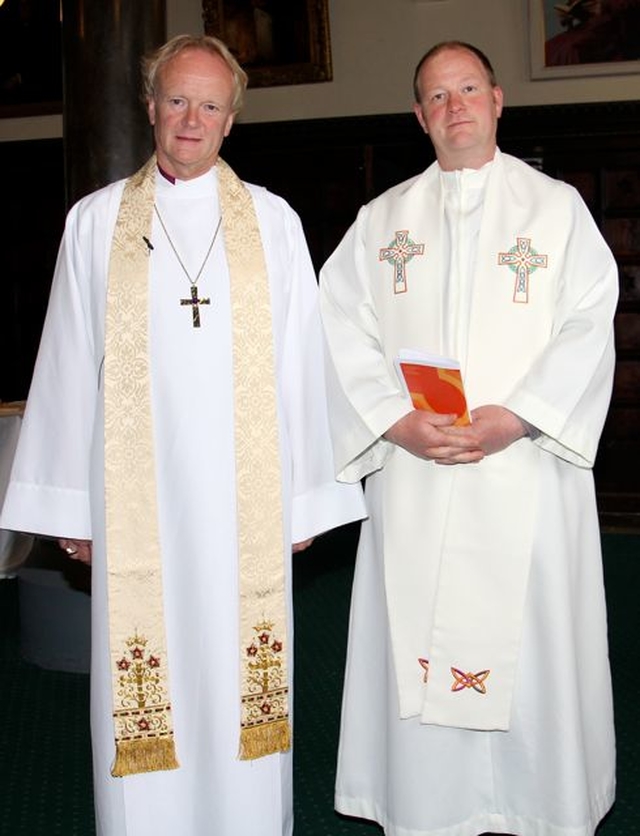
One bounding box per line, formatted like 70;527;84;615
439;156;494;193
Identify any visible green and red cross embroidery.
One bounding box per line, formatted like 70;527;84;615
379;230;425;294
498;236;548;303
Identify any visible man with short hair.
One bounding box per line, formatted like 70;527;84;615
320;41;616;836
1;34;364;836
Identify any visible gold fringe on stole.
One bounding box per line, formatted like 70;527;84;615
105;155;179;776
112;738;180;777
217;159;291;760
239;719;292;761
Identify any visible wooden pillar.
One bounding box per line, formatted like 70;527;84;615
62;0;166;208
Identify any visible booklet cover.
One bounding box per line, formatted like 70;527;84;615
395;349;470;426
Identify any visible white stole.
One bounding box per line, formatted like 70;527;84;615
364;151;570;729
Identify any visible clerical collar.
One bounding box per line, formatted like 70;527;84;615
157;164;176;185
440;157;493;193
156;163;221;188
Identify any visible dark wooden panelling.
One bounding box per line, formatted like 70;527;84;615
224;103;640;530
3;101;640;527
222;113;434;269
0;138;65;401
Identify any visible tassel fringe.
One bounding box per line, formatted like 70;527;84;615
111;737;180;777
239;719;291;761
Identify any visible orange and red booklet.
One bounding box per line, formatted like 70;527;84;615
394;349;470;426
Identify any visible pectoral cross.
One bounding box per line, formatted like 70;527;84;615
498;237;548;304
181;285;210;328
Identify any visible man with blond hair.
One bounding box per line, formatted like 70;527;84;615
1;34;364;836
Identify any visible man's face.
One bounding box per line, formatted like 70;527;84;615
413;47;503;171
147;48;236;180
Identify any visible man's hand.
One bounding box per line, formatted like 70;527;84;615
464;405;527;455
292;538;314;553
58;538;93;565
384;410;485;465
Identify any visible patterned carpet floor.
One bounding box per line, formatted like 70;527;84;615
0;529;638;835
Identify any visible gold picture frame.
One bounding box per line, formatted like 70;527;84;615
528;0;640;80
203;0;332;88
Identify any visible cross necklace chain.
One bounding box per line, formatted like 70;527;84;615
153;205;222;328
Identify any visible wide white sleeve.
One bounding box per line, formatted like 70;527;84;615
278;206;366;542
0;202;101;538
319;207;413;483
504;189;618;467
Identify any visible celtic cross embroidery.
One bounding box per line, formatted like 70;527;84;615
498;237;548;303
379;230;425;294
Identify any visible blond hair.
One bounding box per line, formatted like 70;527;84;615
142;34;248;114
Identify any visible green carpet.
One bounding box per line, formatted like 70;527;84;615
0;529;637;835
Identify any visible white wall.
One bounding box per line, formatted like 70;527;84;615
2;0;638;142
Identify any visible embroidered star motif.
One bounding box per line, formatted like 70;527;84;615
498;237;548;303
450;667;491;694
379;230;425;294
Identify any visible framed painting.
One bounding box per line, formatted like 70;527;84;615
0;0;62;117
528;0;640;79
202;0;332;88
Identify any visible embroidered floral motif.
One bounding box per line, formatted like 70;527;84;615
242;621;288;730
498;237;548;303
379;230;425;294
113;633;173;742
450;667;491;694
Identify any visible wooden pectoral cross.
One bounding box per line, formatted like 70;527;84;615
181;285;210;328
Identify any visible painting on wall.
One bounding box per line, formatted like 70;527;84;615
0;0;62;117
528;0;640;79
202;0;332;88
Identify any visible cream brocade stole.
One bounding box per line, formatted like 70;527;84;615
105;156;289;777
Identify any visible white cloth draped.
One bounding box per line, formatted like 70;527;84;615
320;150;617;835
0;409;32;576
0;166;365;836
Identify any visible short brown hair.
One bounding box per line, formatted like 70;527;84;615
413;41;498;102
142;34;248;114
